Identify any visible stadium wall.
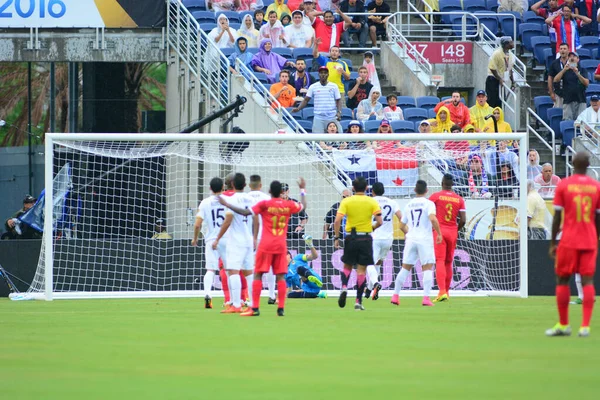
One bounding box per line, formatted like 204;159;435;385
1;240;597;297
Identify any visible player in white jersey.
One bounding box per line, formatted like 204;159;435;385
192;177;227;309
365;182;402;301
247;175;279;304
392;180;442;307
213;173;258;313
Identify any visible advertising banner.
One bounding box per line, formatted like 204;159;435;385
0;0;166;28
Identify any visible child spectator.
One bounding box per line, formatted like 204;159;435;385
363;51;380;88
382;94;404;121
254;9;266;30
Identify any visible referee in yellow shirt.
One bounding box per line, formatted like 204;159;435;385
334;177;383;311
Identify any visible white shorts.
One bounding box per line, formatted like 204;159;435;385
205;239;227;270
402;240;435;266
372;239;393;264
226;245;254;271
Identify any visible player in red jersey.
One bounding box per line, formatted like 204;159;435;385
429;174;466;303
547;152;600;337
219;178;307;317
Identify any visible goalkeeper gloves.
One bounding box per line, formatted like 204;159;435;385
303;234;314;248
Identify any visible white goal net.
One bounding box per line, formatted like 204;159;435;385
17;132;528;300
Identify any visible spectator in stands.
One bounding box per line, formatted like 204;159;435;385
291;58;312;96
323;189;351;239
237;0;264;12
339;0;368;49
367;0;390;47
254;9;266;30
209;0;235;12
465;155;492;198
229;37;255;71
551;51;589;120
301;0;322;27
281;13;292;27
418;119;431;133
208;14;238;48
428;106;455;133
483;107;512;134
313;38;351;95
527;149;543;180
497;139;520;179
469;90;494;132
3;195;41;240
270;70;297;107
292;66;343;133
595;63;600;82
267;0;292;19
546;4;591;54
534;162;562;198
152;219;172;240
356;87;384;121
346;66;373;110
434;92;471;129
377;119;391;133
575;94;600;130
363;51;380;87
383;94;404;121
531;0;560;42
251;39;297;83
285;10;314;48
281;182;309;238
498;0;528;14
320;121;347;148
574;0;599;37
451;124;461;134
527;180;549;240
497;163;518;199
346;120;371;149
307;9;352;54
486;36;515;109
238;15;260;48
260;10;287;47
547;43;570;108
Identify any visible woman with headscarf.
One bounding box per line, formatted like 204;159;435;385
356;87;383;121
238;14;260;48
362;51;380;88
208;14;238;49
527;149;542;180
251;39;296;83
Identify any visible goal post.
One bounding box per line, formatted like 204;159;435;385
15;131;528;301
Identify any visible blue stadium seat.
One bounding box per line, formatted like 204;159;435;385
349;71;359;80
534;96;554;124
364;120;382;133
216;11;241;23
485;0;498;11
463;0;487;12
302;107;314;121
547;108;563;140
340;58;353;70
519;23;544;52
586;84;600;97
391;120;415;133
293;47;313;60
439;0;463;24
193;11;216;24
263;0;275;7
543;47;554;70
246;47;259;55
579;36;599;52
403;108;429;123
341;108;354;121
238;11;253;22
497;12;521;40
273;47;293;59
560;120;575;147
474;12;499;35
183;0;207;10
229;22;241;30
297;119;313;133
580;60;599;82
428;108;437;118
286;107;303;119
221;48;235;57
522;11;545;26
416;96;440;110
451;15;478;38
577;48;592;61
253;71;269;84
199;22;217;33
378;97;388;107
340;120;350;132
531;36;551;65
395;96;417;110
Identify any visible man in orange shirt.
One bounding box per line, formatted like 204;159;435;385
270;69;297;108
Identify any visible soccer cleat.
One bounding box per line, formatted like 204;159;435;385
302;234;313;247
578;327;591;337
241;308;260;317
268;297;277;305
570;298;583;305
354;302;365;311
221;305;242;314
364;287;372;299
372;282;382;300
204;295;213;309
422;297;434;307
317;291;327;298
308;275;323;288
545;323;572;337
433;293;449;303
391;294;399;306
223;301;232;308
277;308;285;317
338;289;348;308
243;299;251;307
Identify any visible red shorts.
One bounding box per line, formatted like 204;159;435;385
434;230;458;262
255;250;288;275
555;245;597;277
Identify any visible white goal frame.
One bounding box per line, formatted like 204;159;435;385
17;131;528;301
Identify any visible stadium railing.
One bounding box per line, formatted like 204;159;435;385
526;108;556;170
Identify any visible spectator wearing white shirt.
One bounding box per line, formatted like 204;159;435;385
382;94;404;121
285;10;314;48
208;14;238;48
534;163;562;198
575;95;600;131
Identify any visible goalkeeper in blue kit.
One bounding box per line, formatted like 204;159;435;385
286;235;326;298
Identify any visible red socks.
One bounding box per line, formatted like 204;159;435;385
556;285;570;326
445;261;453;294
252;279;262;309
219;268;230;303
435;259;446;294
277;280;287;309
582;285;595;327
240;274;248;302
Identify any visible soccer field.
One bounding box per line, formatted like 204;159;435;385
1;296;597;399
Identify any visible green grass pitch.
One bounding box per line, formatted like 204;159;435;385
0;296;597;399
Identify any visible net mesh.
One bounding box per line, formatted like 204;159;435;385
26;135;525;298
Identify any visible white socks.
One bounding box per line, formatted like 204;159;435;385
245;273;253;303
204;270;215;298
267;269;276;299
423;270;433;297
229;274;241;308
366;265;378;290
575;273;583;299
394;268;410;295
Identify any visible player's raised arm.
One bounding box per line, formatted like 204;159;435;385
218;195;252;216
297;177;307;210
192;216;204;246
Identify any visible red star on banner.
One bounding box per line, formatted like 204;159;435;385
392;177;404;186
